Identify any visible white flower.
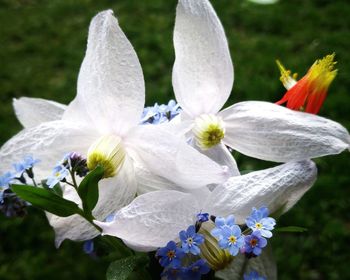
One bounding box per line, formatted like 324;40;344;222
95;160;317;252
171;0;349;175
0;10;228;246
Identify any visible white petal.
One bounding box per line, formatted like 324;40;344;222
0;121;97;178
48;157;136;246
216;246;277;280
220;101;350;162
46;186;99;247
75;10;145;135
94;190;202;250
191;140;240;177
13;97;67;128
207;160;317;223
173;0;233;117
125;125;229;189
93;156;137;219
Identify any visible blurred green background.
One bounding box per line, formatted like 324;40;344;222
0;0;349;279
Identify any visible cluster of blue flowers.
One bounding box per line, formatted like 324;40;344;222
140;100;182;125
0;155;39;217
46;152;88;188
156;225;210;280
212;207;276;258
156;207;275;279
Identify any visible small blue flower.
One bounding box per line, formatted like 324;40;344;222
244;231;267;256
13;155;40;175
216;225;244;256
156;241;185;268
140;100;182;125
196;212;209;223
211;215;236;238
182;259;211;280
0;172;15;201
246;207;276;238
179;225;204;255
161;266;183;280
46;165;69;188
83;240;94;254
244;270;266;280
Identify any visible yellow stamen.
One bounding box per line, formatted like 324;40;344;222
276;59;298;90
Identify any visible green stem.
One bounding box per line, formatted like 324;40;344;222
239;257;249;278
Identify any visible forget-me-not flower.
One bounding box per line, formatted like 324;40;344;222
46;165;69;188
243;270;267;280
156;241;185;268
246;207;276;238
182;259;210;280
244;231;267;256
179;225;204;255
13;155;40;176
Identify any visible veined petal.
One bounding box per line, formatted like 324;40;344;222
94;190;202;250
0;121;97;178
219;101;350;162
93;156;137;219
173;0;233;117
125;125;229;189
46;186;99;247
191;141;240;177
75;10;145;135
13;97;67;128
207;160;317;224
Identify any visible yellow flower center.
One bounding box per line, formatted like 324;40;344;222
255;222;263;229
193;114;225;150
228;235;236;244
167;250;175;259
87;135;126;178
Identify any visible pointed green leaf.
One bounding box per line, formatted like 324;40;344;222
11;184;82;217
106;255;149;280
77;165;104;213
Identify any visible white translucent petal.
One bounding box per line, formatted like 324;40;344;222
216;246;277;280
76;10;145;135
207;160;317;223
48;157;136;247
13;97;67;128
0;121;97;179
191;140;240;177
93;155;137;219
173;0;233;117
220;101;350;162
94;190;202;249
125;125;229;189
46;186;98;247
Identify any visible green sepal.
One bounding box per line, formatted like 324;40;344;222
77;165;104;214
11;184;82;217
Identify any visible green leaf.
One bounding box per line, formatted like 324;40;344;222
275;226;308;233
106;255;149;280
77;165;104;214
11;184;82;217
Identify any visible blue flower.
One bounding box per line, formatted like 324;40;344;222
179;225;204;255
246;207;276;238
161;266;183;280
46;165;69;188
140;100;182;125
211;215;236;238
196;212;209;223
182;259;211;280
83;240;94;254
244;231;267;256
216;224;244;256
243;270;266;280
0;172;15;201
13;155;40;175
156;241;185;268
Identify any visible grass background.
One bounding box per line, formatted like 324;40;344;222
0;0;349;279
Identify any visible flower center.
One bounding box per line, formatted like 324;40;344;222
187;237;193;245
255;222;263;229
192;114;225;150
250;238;258;247
87;135;126;178
228;235;236;244
167;250;175;259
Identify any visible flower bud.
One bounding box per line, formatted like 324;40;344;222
87;135;126;178
198;222;233;271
